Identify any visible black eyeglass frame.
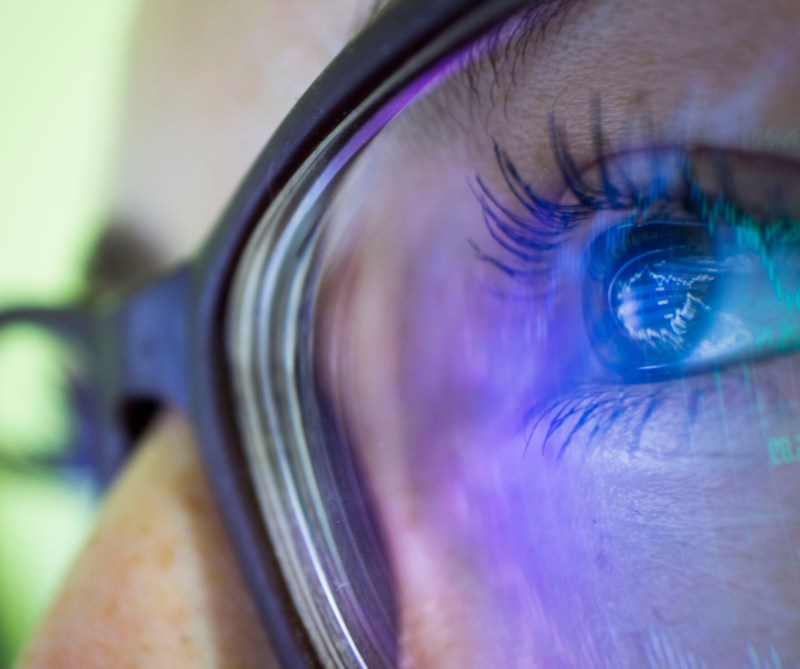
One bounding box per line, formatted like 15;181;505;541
0;0;540;666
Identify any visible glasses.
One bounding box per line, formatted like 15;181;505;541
0;1;536;665
4;0;800;667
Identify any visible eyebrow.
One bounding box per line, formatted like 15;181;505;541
479;0;583;65
360;0;582;58
398;0;584;143
106;1;586;291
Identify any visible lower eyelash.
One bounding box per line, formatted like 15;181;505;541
523;385;670;459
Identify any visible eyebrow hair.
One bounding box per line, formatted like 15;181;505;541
397;0;584;145
485;0;583;69
360;0;583;59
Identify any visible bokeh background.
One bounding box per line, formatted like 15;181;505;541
0;1;140;665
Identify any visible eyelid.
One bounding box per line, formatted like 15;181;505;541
686;148;800;222
475;134;800;284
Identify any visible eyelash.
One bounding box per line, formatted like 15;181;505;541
523;385;669;459
473;107;794;457
471;114;701;283
470;100;800;294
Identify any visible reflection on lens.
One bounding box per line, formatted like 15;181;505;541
231;4;800;667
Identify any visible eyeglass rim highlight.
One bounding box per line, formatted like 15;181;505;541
190;1;545;666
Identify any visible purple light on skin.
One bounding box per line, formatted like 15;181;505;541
385;258;800;666
309;19;800;666
353;184;800;665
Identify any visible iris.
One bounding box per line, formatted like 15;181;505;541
585;221;722;378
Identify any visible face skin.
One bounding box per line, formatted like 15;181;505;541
15;0;800;668
318;0;800;666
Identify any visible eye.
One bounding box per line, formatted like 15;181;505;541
585;210;800;381
302;80;800;664
479;138;800;385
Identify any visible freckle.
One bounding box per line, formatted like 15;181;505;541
135;521;153;539
181;489;206;516
103;599;119;619
158;544;176;570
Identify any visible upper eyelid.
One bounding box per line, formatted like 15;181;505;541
470;131;757;289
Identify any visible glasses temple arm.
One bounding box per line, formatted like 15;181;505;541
0;264;192;487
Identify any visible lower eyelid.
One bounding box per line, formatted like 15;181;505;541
524;374;745;461
524;384;670;459
526;354;800;466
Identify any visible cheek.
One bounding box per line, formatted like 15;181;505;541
394;360;800;669
318;148;800;667
382;393;800;668
16;414;276;669
330;236;800;668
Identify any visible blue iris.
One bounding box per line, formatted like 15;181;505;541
584;222;723;378
585;216;800;380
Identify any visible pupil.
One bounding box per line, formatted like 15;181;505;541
609;249;719;359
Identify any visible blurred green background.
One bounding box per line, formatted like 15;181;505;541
0;1;139;665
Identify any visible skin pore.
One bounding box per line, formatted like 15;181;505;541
16;0;800;667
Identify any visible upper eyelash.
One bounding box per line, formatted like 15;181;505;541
472;106;800;288
470;115;677;281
